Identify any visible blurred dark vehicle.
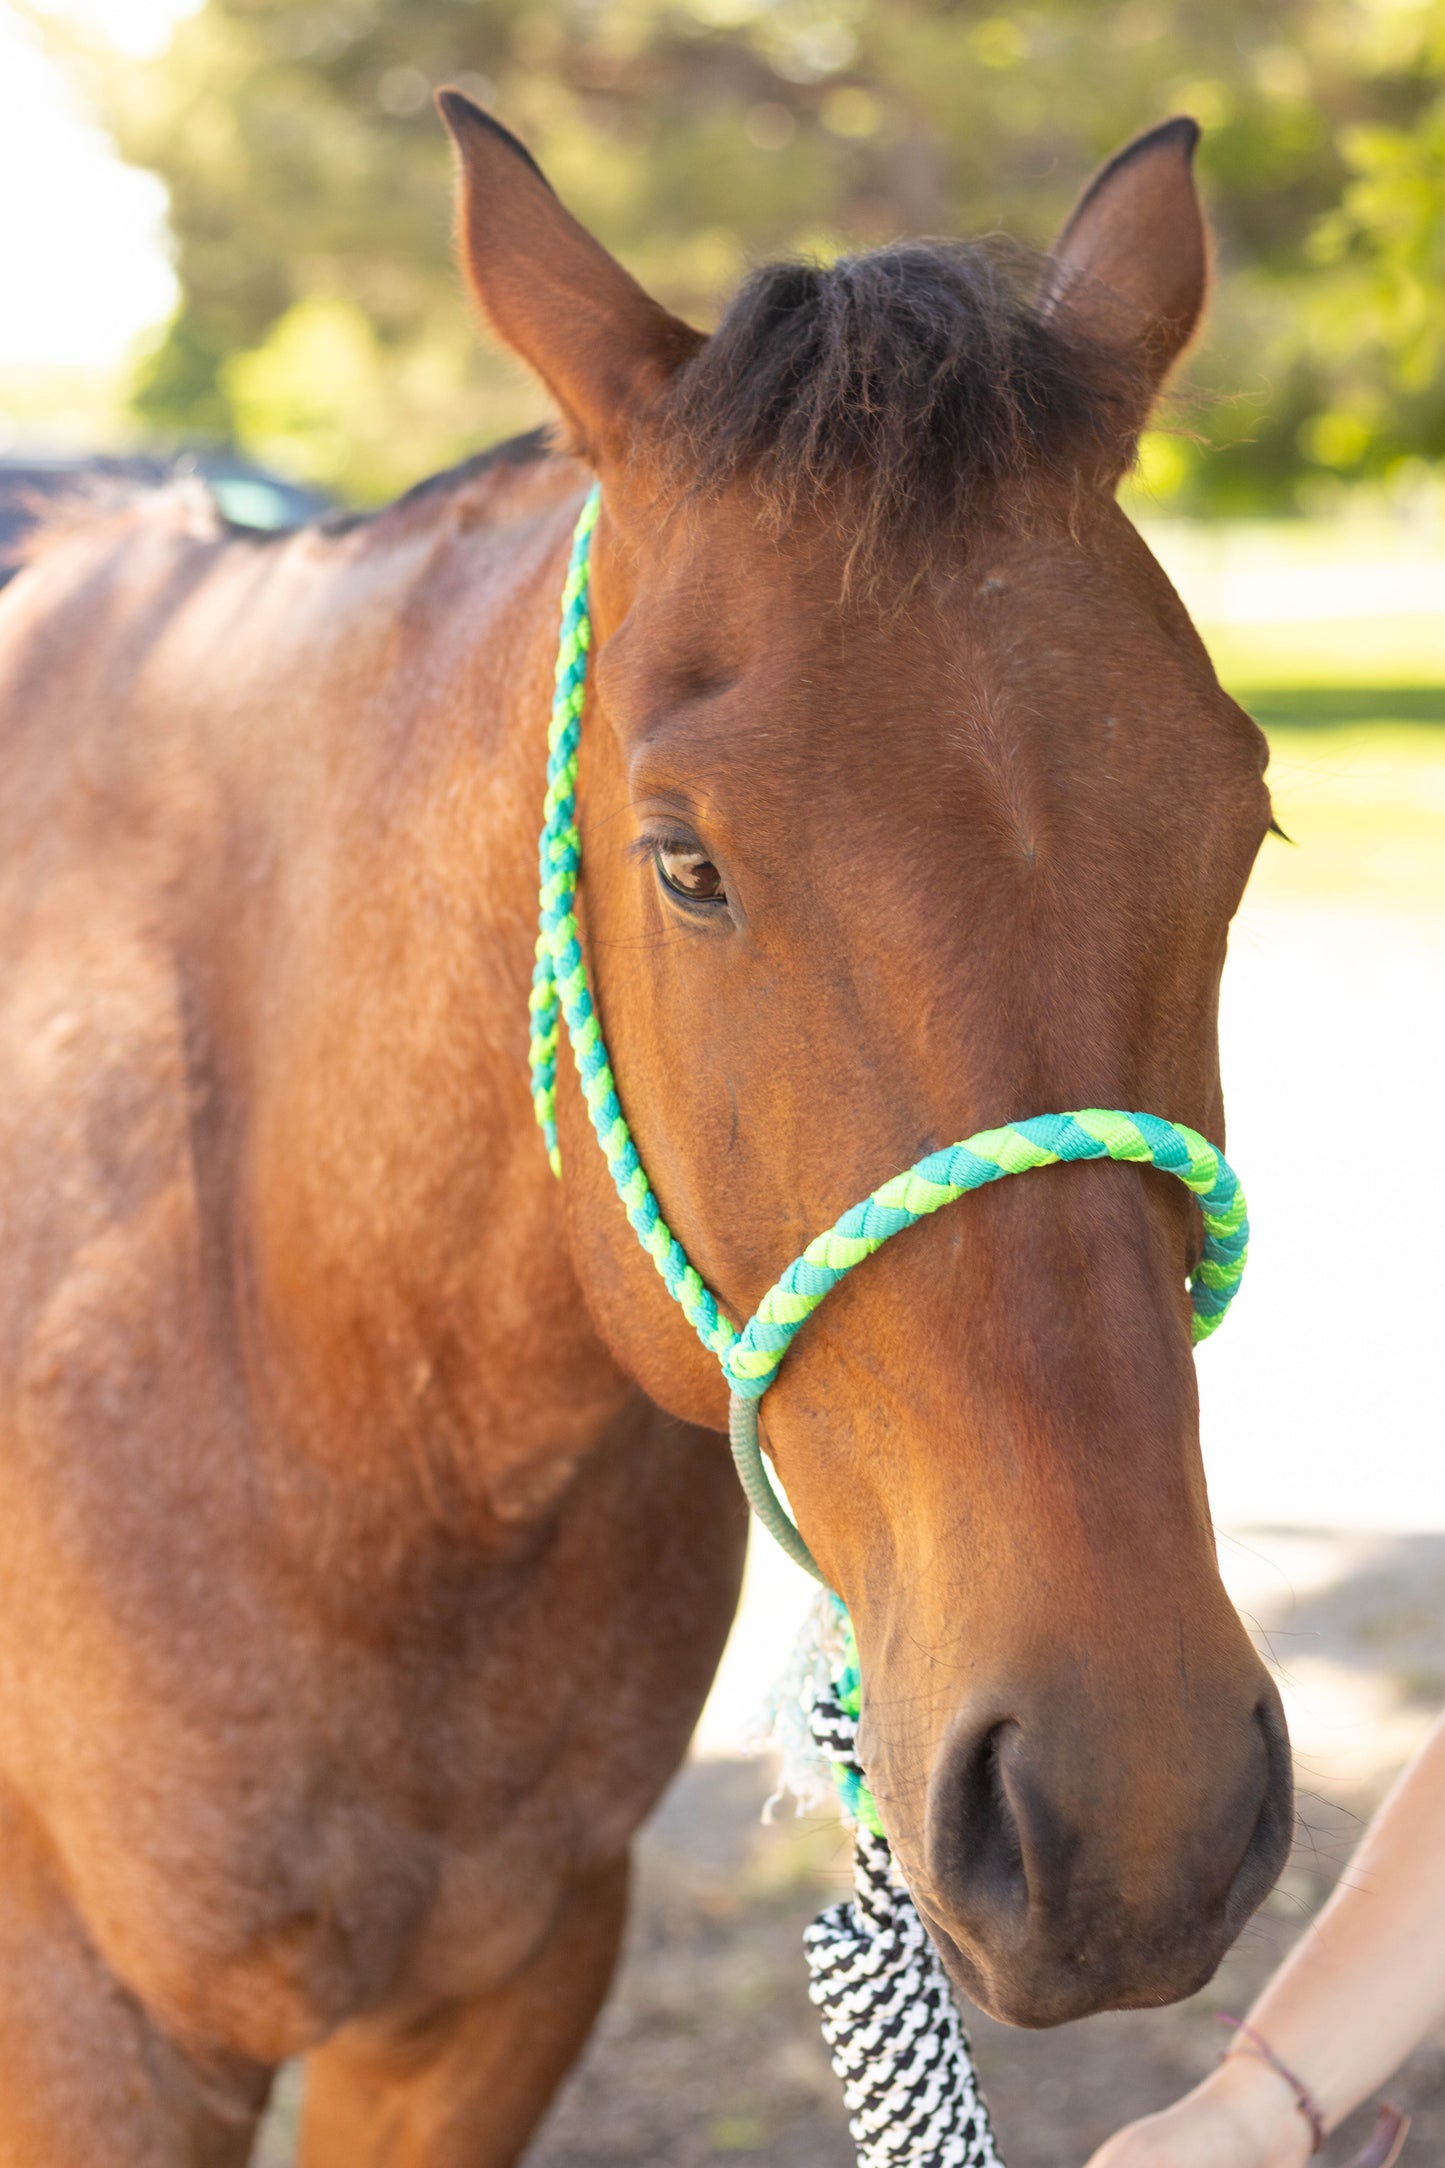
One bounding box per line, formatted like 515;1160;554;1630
0;452;330;585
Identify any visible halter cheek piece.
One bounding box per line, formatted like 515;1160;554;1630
527;485;1251;2168
528;484;1249;1585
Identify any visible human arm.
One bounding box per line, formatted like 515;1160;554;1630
1084;1710;1445;2167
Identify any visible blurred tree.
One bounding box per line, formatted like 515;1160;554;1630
1302;1;1445;492
30;0;1445;508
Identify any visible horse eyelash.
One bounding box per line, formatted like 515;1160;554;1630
628;831;707;863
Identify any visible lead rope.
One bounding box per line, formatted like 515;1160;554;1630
530;486;1251;2168
800;1596;1001;2167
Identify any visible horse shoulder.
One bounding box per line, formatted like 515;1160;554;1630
0;464;743;2066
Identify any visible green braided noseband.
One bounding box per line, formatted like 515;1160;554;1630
530;487;1249;1584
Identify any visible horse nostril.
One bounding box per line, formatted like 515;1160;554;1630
1224;1693;1295;1934
950;1719;1028;1931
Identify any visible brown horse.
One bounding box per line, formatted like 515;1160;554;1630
0;96;1288;2164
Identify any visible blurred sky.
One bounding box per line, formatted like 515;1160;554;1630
0;0;197;366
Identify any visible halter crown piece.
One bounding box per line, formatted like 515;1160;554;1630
530;486;1251;2168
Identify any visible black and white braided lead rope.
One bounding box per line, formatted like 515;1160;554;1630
804;1687;1002;2168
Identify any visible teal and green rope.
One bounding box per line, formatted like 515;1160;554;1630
530;485;740;1366
531;484;1250;1591
829;1616;886;1838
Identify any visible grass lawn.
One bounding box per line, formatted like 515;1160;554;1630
1201;619;1445;916
1208;618;1445;694
1245;719;1445;914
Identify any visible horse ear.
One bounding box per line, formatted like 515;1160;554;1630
1044;117;1208;408
437;91;704;465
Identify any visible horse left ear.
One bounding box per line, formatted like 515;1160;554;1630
1044;116;1209;408
437;89;704;467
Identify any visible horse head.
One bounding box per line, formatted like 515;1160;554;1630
441;93;1290;2029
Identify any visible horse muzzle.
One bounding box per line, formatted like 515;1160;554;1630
896;1671;1293;2029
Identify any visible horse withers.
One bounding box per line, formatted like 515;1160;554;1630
0;96;1287;2164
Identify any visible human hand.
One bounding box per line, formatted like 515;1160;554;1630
1083;2056;1314;2168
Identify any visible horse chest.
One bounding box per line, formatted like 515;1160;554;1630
3;1385;744;2064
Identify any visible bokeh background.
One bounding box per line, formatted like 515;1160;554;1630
6;0;1445;508
3;2;1444;2163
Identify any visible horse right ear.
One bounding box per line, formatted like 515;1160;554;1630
1043;116;1209;422
437;91;703;467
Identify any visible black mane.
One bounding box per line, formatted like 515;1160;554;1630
659;239;1141;566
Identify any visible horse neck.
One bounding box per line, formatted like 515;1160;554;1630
237;489;633;1540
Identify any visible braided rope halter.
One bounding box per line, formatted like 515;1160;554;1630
530;487;1250;2168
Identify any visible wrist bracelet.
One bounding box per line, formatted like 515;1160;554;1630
1216;2017;1410;2167
1217;2014;1326;2153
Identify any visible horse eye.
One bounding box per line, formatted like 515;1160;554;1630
655;841;726;905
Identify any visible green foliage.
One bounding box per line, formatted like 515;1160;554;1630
1302;3;1445;491
36;0;1445;507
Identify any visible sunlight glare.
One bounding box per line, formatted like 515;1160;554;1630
0;0;198;369
27;0;202;58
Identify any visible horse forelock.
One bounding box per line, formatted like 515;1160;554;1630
653;238;1146;572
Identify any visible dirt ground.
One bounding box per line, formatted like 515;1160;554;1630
256;1530;1445;2168
523;1757;1445;2168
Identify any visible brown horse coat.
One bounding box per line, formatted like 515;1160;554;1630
0;102;1283;2163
